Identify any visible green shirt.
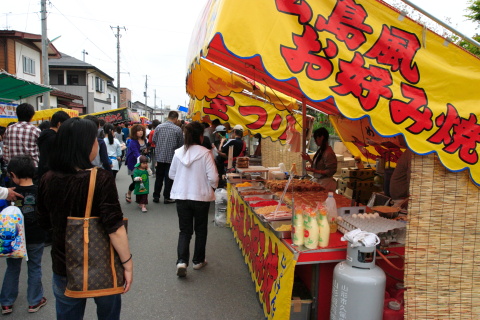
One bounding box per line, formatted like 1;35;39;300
133;168;149;195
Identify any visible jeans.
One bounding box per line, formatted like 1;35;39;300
153;162;173;200
176;200;210;266
149;148;156;174
52;273;121;320
0;242;45;306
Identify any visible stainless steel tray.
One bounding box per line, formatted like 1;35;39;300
268;220;292;239
242;194;277;201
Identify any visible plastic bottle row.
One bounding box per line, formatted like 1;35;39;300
292;193;338;249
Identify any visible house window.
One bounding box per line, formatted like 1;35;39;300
67;74;79;85
57;74;64;85
95;77;104;92
113;95;116;103
22;56;35;75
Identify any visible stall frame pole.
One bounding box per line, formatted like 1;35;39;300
302;96;307;176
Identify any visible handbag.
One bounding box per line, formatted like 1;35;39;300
64;167;126;298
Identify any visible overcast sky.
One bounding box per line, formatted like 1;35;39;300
1;0;478;110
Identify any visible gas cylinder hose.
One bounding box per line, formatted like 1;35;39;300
376;249;405;271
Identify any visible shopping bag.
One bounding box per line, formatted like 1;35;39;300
286;122;301;153
0;206;27;259
64;167;126;298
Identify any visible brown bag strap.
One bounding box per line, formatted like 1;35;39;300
84;167;97;219
83;167;97;244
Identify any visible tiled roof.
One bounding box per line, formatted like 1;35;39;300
49;52;114;81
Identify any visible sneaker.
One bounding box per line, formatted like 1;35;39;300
176;263;187;277
141;207;148;213
152;197;159;203
28;297;47;313
1;305;13;315
164;199;176;204
193;260;208;270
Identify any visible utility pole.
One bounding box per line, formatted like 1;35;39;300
82;49;88;62
154;89;158;120
111;26;126;109
4;13;12;30
41;0;49;109
144;75;148;118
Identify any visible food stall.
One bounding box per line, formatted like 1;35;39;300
0;107;78;127
80;107;137;124
227;176;406;320
186;0;480;319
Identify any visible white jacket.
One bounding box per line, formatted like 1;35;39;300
0;187;8;200
169;145;219;201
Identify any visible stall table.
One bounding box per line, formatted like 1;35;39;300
227;183;405;320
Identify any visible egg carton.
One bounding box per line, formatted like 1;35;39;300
337;213;406;238
336;213;407;245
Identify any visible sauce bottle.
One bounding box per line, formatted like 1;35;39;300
303;206;318;249
291;205;304;246
317;206;330;247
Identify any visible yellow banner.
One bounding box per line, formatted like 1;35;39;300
187;58;299;112
190;92;303;142
229;187;296;319
191;0;480;185
0;107;79;127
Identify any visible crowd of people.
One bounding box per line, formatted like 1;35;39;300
0;104;255;319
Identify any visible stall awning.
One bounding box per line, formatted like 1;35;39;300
187;0;480;185
0;71;53;103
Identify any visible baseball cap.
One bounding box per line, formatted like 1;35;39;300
233;124;244;131
214;125;226;133
135;155;149;167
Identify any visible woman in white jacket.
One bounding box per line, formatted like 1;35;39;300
169;121;219;277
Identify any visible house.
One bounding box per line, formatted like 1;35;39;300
107;81;118;109
132;101;155;119
0;30;68;109
49;52;116;114
120;87;132;109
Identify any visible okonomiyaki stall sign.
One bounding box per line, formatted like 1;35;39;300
188;0;480;184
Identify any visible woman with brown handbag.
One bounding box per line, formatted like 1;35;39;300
38;117;132;320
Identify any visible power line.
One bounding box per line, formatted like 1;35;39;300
49;2;116;64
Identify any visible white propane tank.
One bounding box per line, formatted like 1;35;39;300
330;244;386;320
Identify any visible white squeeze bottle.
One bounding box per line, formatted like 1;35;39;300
325;192;338;231
292;205;304;246
317;207;330;247
303;206;319;249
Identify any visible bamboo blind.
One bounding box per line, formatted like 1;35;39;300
261;138;303;170
405;153;480;319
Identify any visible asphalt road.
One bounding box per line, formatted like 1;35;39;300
0;165;265;319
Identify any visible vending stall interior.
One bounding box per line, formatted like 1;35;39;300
187;0;480;319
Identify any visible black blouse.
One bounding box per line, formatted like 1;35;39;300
37;169;124;276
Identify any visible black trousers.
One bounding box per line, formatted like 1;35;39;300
176;200;210;266
153;162;173;200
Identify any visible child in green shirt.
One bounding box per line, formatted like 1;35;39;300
133;155;150;212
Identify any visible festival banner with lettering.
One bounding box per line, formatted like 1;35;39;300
190;92;303;142
0;106;79;127
229;187;296;319
187;0;480;185
187;58;300;113
81;107;137;124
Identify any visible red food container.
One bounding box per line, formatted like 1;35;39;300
383;299;404;320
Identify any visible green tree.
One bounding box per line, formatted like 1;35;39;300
459;0;480;56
